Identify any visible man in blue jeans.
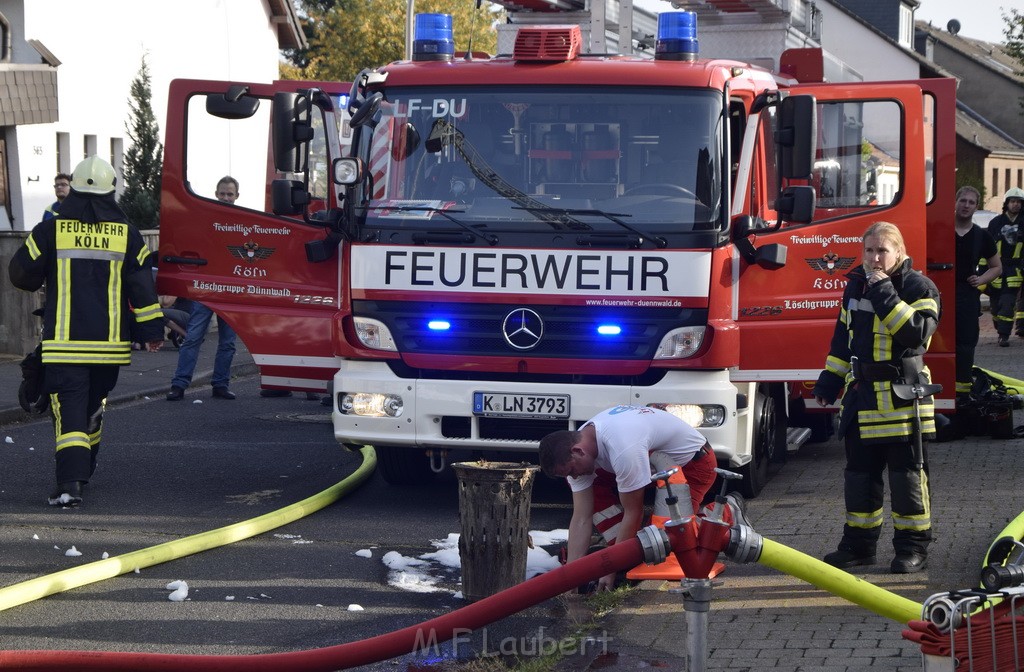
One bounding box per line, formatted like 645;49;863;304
166;177;240;401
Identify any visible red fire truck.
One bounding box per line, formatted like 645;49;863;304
156;10;956;496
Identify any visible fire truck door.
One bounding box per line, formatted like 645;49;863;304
733;81;951;401
158;79;346;393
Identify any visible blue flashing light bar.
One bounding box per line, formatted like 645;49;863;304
597;324;622;336
428;320;452;331
655;11;699;61
413;13;454;62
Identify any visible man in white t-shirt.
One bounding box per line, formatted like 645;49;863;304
539;405;717;591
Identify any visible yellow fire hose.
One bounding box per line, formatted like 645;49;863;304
978;368;1024;393
0;445;376;613
755;537;922;624
982;509;1024;569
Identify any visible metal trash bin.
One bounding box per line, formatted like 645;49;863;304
452;461;540;602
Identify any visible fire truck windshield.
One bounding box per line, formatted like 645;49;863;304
357;87;723;242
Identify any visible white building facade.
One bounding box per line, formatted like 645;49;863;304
0;0;302;231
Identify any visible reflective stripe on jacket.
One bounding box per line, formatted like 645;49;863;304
812;259;941;445
9;214;162;366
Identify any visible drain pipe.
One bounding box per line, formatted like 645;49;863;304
0;527;670;671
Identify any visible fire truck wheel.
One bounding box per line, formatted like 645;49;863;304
376;445;437;486
738;385;778;498
768;384;789;465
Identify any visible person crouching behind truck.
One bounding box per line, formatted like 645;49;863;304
539;405;719;591
813;221;941;574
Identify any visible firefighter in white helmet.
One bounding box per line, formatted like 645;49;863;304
982;187;1024;346
8;156;165;507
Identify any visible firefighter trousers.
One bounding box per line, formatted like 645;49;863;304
991;287;1019;338
838;430;931;556
955;283;982;396
590;445;718;545
45;364;120;484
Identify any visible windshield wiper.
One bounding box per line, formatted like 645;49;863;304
383;205;498;246
513;207;667;248
427;119;591;232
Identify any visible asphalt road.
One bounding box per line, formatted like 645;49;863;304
0;375;573;670
3;321;1023;671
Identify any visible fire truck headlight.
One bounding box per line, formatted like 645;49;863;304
653;326;705;359
648;403;726;428
354;317;398;351
340;393;404;418
334;157;362;185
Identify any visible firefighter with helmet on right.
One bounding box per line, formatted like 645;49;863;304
983;187;1024;346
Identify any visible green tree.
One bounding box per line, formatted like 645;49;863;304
282;0;502;82
955;161;987;204
1003;8;1024;113
119;56;163;229
1004;8;1024;65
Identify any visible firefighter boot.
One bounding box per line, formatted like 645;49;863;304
823;524;879;569
823;546;877;569
48;481;84;507
891;552;927;573
892;528;930;574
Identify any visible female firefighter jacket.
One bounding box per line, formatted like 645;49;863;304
812;259;941;443
8;194;163;365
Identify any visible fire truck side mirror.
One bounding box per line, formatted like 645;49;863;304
753;243;787;270
776;95;816;180
271;179;309;216
272;91;314;174
775;186;816;224
206;88;259;120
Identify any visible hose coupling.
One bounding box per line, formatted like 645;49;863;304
924;595;964;633
724;524;763;564
636;524;671;565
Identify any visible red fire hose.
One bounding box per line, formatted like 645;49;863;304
0;538;645;671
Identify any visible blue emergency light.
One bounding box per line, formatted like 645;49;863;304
655;11;699;61
597;324;622;336
427;320;452;331
413;13;454;62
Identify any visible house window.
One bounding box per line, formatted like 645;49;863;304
83;135;97;159
993;167;999;197
0;135;9;219
110;138;124;194
898;4;914;47
56;132;71;173
1018;169;1022;189
1007;168;1012;196
0;13;10;62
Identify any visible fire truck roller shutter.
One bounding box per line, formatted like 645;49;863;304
628;130;698;199
426;120;493;201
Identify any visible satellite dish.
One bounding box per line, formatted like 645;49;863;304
947;19;961;35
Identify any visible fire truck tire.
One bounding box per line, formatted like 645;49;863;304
738;384;781;498
768;384;789;465
376;445;436;485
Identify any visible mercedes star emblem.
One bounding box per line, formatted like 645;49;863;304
502;308;544;350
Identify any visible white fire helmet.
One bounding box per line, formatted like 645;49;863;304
71;156;117;195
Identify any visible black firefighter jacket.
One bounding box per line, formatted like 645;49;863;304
8;192;163;366
812;259;941;444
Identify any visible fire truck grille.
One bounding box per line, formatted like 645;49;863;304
441;415;569;441
353;300;704;360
